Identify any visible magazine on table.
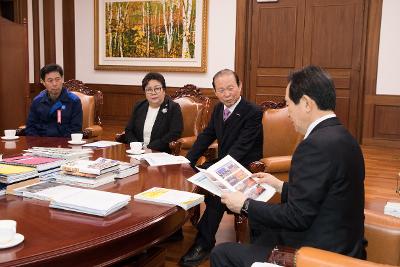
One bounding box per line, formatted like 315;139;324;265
188;155;276;201
140;152;190;167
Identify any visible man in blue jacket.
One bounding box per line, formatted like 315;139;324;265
26;64;82;137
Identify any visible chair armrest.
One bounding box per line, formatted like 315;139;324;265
16;125;26;136
262;156;292;173
83;125;103;139
169;141;182;156
295;247;390;267
178;136;198;149
115;131;126;143
249;161;266;173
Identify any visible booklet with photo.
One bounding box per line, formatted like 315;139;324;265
188;155;276;202
61;157;119;175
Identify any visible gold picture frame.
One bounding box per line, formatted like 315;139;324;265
94;0;208;72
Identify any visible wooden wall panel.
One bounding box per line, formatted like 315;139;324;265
373;105;400;139
43;0;56;64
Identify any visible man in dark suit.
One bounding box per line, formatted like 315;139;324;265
179;69;263;266
210;65;366;267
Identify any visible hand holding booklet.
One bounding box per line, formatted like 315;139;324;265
188;155;276;202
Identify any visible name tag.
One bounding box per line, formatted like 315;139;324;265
57;110;62;124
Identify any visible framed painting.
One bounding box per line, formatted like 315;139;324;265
94;0;208;72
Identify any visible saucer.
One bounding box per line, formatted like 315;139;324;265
1;136;19;141
0;233;24;249
68;140;86;145
126;149;145;155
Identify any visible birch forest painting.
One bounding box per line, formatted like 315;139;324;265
105;0;197;59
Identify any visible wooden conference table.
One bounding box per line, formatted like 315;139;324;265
0;136;196;266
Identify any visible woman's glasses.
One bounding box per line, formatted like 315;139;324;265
145;86;163;94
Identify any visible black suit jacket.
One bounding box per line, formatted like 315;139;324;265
125;96;183;153
187;98;263;168
247;117;366;258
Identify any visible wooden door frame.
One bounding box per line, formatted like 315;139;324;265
235;0;373;142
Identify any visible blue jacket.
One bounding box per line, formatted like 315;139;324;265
25;88;83;137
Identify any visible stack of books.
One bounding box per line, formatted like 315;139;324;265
0;163;38;184
24;147;93;160
11;181;131;216
52;157;120;188
116;161;139;178
1;155;65;173
49;185;131;216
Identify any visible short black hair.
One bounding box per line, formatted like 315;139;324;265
212;69;240;89
40;64;64;81
141;72;166;90
288;65;336;111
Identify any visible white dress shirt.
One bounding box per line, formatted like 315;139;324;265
303;113;336;139
143;106;160;146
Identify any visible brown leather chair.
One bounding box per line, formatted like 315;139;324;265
296;247;395;267
234;101;303;243
249;101;303;179
364;209;400;265
63;79;103;139
168;84;212;158
16;80;103;139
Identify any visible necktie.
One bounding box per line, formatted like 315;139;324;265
223;108;231;121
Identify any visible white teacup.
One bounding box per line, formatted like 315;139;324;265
4;130;16;138
0;220;16;244
130;142;142;152
71;133;83;142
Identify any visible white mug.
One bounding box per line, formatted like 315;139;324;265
71;133;83;142
130;142;142;151
4;129;16;138
0;220;16;244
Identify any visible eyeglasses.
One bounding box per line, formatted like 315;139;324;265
145;86;163;94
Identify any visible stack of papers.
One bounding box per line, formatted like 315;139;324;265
140;152;190;166
384;202;400;218
13;180;65;200
82;141;121;148
49;185;131;216
24;147;93;160
134;187;204;210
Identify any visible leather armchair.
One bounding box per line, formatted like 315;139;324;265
17;80;103;139
296;247;395;267
249;101;302;180
168;84;212;158
364;209;400;265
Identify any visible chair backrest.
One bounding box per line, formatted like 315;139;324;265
364;209;400;265
63;79;103;129
171;84;210;137
261;101;302;157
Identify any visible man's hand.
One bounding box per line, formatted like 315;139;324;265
221;191;247;214
252;172;284;193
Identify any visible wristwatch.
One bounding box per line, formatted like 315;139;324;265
240;198;251;217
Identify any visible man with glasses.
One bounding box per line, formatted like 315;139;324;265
124;72;183;153
179;69;263;267
25;64;82;137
